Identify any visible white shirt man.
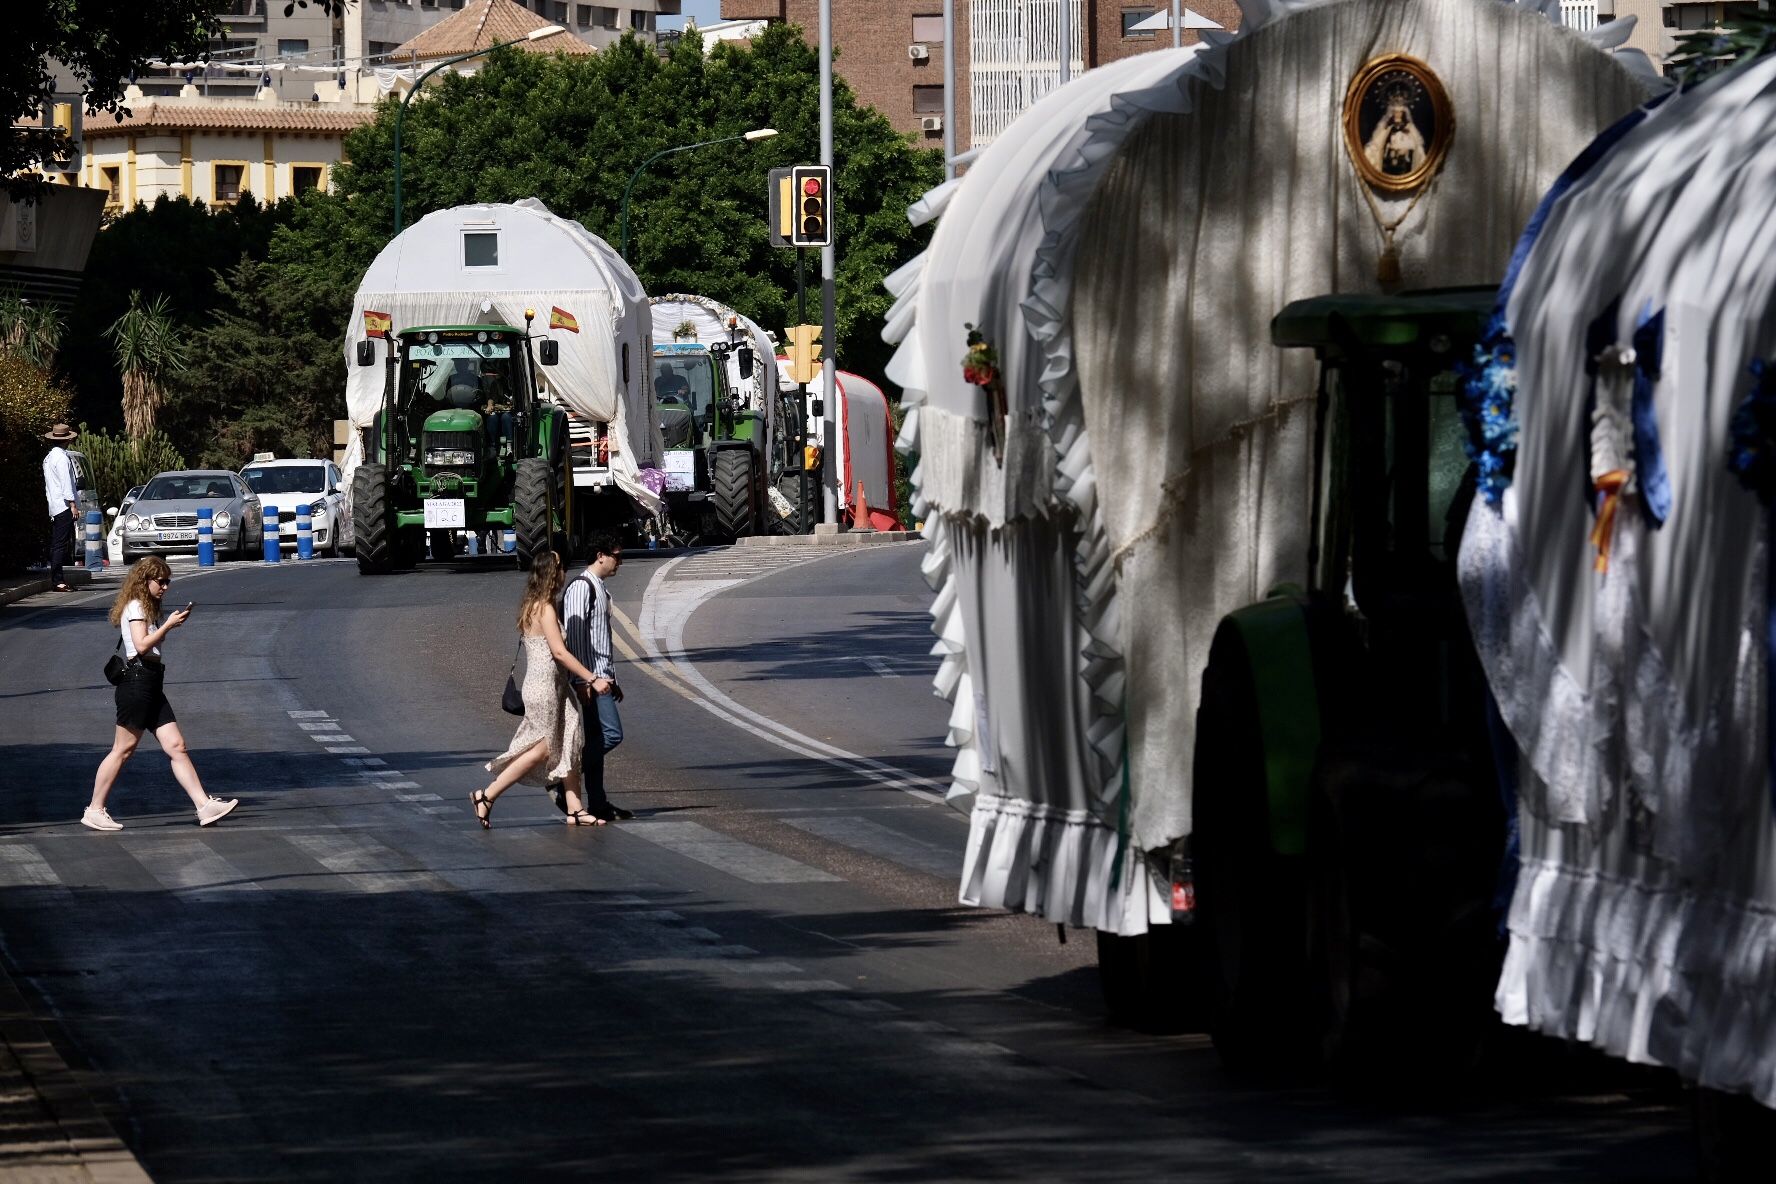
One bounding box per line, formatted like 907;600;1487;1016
559;535;631;821
41;424;79;590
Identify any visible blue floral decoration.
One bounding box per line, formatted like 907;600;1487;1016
1728;358;1776;507
1458;309;1520;508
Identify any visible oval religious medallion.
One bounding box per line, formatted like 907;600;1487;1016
1343;54;1454;196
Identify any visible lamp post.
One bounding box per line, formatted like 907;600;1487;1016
618;128;778;261
392;23;566;235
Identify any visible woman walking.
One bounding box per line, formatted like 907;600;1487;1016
472;551;604;828
83;557;238;831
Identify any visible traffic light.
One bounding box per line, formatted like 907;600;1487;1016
767;167;794;247
790;165;831;248
786;323;823;385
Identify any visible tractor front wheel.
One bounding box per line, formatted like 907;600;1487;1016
352;464;395;574
768;471;811;536
711;448;757;539
514;457;554;570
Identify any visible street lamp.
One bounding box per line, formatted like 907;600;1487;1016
618;127;779;261
391;23;566;234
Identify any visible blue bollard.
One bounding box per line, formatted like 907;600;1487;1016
84;510;103;571
466;532;480;557
502;527;516;554
196;506;215;567
262;505;280;563
296;505;314;560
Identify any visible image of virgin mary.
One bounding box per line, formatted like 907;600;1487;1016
1364;86;1428;177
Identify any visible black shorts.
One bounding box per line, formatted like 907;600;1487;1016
114;664;176;731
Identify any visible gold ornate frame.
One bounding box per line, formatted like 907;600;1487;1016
1342;53;1454;196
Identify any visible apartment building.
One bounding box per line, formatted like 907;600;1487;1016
720;2;1242;150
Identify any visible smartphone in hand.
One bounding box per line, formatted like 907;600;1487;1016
183;601;196;615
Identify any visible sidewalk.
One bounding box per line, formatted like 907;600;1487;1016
0;567;98;610
738;527;921;548
0;951;152;1182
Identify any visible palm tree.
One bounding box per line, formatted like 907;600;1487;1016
0;288;64;371
107;291;188;440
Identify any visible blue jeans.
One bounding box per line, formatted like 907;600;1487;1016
580;691;623;812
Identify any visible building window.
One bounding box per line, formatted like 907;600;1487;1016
292;165;325;194
913;85;944;114
277;38;310;58
912;14;944;42
576;3;592;24
550;1;568;22
369;40;400;60
590;6;618;30
630;9;654;32
213;163;245;204
421;0;437;8
1121;8;1156;38
463;231;499;268
101;166;121;206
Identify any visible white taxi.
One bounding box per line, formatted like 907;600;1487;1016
239;455;353;556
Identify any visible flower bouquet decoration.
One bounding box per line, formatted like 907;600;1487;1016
963;322;1008;466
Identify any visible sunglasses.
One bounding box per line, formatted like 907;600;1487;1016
150;576;172;587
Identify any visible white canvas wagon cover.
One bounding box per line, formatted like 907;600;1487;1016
342;198;662;512
885;0;1655;934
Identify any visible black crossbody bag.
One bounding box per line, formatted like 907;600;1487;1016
103;638;127;686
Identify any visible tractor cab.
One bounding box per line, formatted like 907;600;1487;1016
1188;287;1508;1078
652;342;766;539
399;327;529;494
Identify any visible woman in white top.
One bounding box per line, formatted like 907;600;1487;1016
82;556;238;831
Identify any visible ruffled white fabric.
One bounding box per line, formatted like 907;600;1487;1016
891;0;1655;933
1465;51;1776;1105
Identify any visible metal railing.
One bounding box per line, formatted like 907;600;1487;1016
1560;0;1599;31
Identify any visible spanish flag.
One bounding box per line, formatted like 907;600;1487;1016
549;306;579;334
363;309;392;339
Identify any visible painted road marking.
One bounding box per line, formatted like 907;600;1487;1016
395;793;442;802
284;833;451;894
288;710;331;719
851;655;902;679
783;815;959;880
624;820;840;884
309;733;353;743
0;845;71;901
324;745;370;754
122;837;263;901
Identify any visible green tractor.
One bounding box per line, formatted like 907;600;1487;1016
653;341;766;540
352;322;568;572
1185;288;1507;1077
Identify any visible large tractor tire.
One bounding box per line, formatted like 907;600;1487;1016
768;471;812;536
1096;921;1206;1034
1193;613;1317;1076
1310;745;1503;1085
513;457;554;570
711;447;757;539
352;464;395;574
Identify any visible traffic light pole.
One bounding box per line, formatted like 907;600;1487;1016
819;0;840;528
796;248;809;532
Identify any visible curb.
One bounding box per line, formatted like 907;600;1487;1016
737;531;920;548
0;569;95;610
0;957;153;1182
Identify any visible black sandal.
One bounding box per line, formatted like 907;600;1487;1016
471;788;492;829
564;810;606;827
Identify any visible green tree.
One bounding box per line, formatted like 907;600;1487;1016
73;422;185;514
171;254;345;468
276;28;941;379
0;353;71;572
0;290;65;372
107;292;188;440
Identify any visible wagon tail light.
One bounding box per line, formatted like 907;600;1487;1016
596;422;610;466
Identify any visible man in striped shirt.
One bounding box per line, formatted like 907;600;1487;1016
559;531;632;822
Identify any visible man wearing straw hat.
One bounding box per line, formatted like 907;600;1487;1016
41;422;79;592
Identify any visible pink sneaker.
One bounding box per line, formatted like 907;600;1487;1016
81;806;122;832
196;796;238;826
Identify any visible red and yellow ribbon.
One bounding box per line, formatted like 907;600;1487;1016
1589;468;1630;573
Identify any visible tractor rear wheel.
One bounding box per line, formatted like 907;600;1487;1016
514;457;554;570
1193;616;1315;1076
352;464;394;574
711;448;756;539
768;471;811;535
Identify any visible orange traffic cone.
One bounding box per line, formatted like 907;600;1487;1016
851;480;870;530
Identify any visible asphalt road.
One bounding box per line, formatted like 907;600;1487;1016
0;545;1695;1181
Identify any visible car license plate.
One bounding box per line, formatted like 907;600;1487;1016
424;499;466;528
157;530;196;542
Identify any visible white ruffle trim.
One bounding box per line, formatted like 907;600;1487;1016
920;515;980;801
1499;856;1776;1107
959;793;1171;935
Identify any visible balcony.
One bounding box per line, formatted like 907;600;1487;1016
220;0;267;18
1560;1;1598;30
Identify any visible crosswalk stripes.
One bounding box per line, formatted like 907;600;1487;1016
0;844;72;902
623;820;841;884
283;833;455;895
121;837;263;902
665;546;822;583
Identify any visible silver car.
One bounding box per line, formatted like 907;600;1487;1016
121;470;265;562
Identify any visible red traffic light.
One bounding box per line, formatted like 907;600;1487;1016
802;178;822;195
